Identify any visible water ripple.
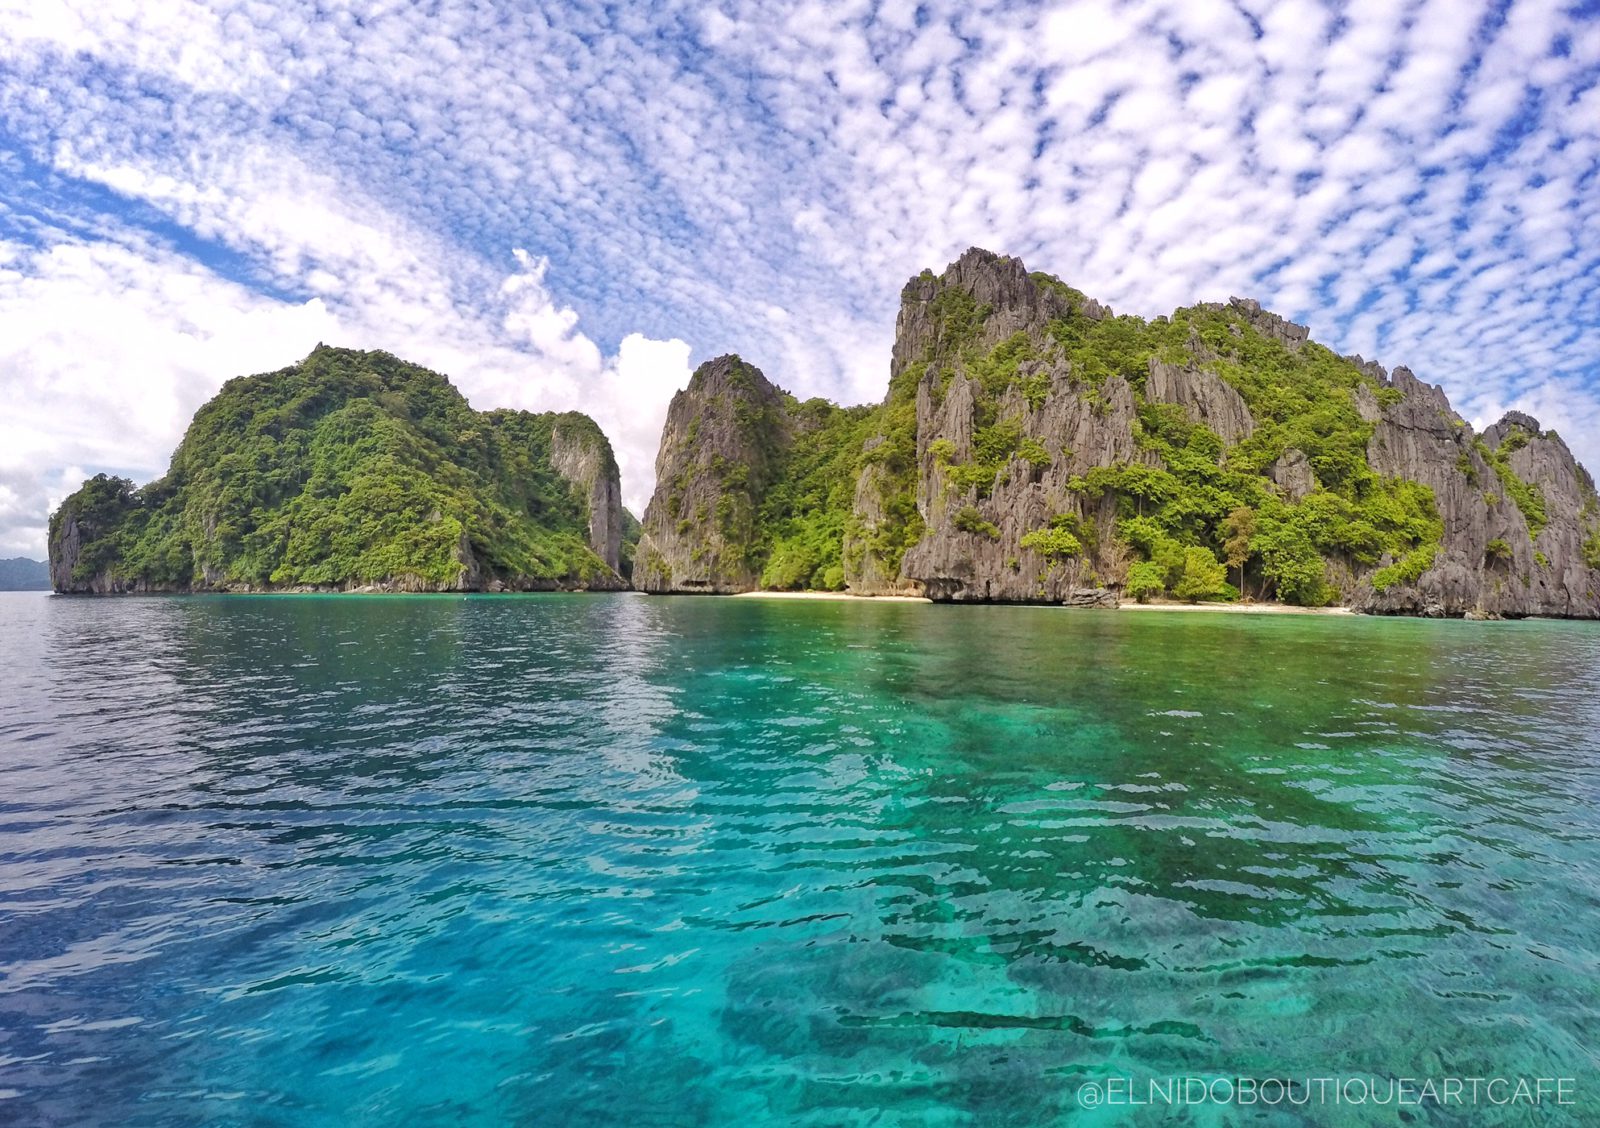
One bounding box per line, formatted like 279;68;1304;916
1;593;1598;1125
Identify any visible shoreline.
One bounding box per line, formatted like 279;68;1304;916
730;590;932;603
37;588;1566;621
1118;601;1356;616
728;590;1354;613
45;587;1337;611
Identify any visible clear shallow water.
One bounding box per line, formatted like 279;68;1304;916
1;591;1598;1127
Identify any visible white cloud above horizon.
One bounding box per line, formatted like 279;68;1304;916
0;0;1597;556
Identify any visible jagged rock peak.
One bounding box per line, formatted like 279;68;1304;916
890;247;1109;387
686;352;779;392
632;353;790;594
1489;410;1543;438
932;247;1113;319
1224;296;1311;351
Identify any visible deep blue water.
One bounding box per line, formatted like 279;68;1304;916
1;591;1598;1125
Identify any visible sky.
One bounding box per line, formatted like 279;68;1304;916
2;0;1598;559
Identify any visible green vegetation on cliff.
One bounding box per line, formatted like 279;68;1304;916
756;400;880;590
843;351;927;579
50;347;620;591
919;272;1443;604
619;508;642;580
643;352;927;594
645;249;1596;612
1115;304;1442;603
638;256;1475;606
1474;427;1548;538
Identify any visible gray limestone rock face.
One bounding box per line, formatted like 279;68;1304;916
1146;358;1255;445
1494;422;1600;618
846;247;1086;595
1268;448;1317;501
887;250;1148;603
899;371;1146;603
1357;375;1600;618
633;355;789;593
842;439;923;596
549;421;624;571
48;509;82;593
1357;367;1504;615
1353;382;1384;423
646;246;1600;617
1225;296;1310;351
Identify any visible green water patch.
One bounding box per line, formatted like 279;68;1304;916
3;594;1597;1125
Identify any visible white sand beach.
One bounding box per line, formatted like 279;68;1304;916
729;591;1354;613
730;590;932;603
1118;601;1356;615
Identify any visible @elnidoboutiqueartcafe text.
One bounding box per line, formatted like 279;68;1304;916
1074;1075;1576;1109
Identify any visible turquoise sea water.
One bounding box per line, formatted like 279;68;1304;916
1;591;1597;1126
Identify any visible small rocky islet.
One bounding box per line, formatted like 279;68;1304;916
49;248;1600;618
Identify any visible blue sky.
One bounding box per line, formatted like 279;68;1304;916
2;0;1598;556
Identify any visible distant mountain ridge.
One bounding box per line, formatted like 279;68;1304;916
49;347;632;593
0;557;49;590
636;248;1600;618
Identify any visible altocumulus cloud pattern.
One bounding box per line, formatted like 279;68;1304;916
1;0;1598;556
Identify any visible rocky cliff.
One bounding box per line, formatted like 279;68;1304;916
639;248;1600;618
633;355;789;592
881;252;1143;604
50;347;628;593
633;354;883;594
1357;378;1600;617
547;413;625;572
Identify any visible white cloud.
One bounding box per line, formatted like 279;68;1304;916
0;232;334;555
0;219;691;556
604;335;695;514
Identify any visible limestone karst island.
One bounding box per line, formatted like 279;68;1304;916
50;249;1600;620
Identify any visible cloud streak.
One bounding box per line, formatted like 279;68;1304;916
0;0;1597;555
